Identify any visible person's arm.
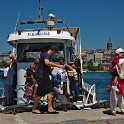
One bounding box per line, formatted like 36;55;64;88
117;63;121;73
44;59;63;68
72;64;75;68
64;64;73;71
3;69;8;79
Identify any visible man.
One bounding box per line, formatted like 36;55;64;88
32;45;63;114
4;62;14;105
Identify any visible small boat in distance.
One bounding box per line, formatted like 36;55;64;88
82;69;87;73
5;0;96;108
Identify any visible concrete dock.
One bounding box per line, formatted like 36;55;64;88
0;107;124;124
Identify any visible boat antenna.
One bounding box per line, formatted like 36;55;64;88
14;11;21;32
38;0;44;20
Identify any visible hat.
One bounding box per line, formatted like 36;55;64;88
57;69;63;75
115;48;124;54
50;45;60;53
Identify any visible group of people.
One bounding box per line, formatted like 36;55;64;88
108;48;124;116
23;45;82;114
4;45;124;116
52;58;81;103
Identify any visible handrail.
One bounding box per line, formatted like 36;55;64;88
85;84;96;104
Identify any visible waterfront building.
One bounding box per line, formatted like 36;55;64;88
94;53;103;64
0;53;10;62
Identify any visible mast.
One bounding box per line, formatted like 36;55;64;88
38;0;44;20
38;0;41;19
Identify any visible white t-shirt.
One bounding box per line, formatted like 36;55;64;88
4;67;14;85
119;58;124;64
57;69;67;82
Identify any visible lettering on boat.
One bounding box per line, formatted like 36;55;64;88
27;31;50;36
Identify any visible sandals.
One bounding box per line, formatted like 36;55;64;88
32;110;43;114
47;111;59;114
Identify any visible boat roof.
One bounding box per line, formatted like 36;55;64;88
16;27;79;39
7;27;79;47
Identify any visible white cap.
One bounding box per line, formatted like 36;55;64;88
115;48;124;54
57;69;63;75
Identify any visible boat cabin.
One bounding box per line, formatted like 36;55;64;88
7;14;80;104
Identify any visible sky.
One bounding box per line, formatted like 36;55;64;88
0;0;124;53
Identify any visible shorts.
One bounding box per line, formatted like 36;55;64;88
36;78;54;96
54;87;61;95
109;68;119;76
112;70;119;76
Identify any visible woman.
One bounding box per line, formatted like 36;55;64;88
23;64;37;104
72;59;82;96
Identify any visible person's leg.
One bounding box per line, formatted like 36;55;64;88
32;96;42;113
9;85;13;105
117;94;124;113
32;78;43;113
75;81;79;96
6;85;10;105
70;81;76;96
63;82;70;102
55;94;60;103
114;76;118;85
47;92;57;112
112;76;119;92
110;89;117;115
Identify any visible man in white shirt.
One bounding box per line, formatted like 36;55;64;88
4;62;14;105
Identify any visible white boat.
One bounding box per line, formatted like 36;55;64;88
6;0;96;108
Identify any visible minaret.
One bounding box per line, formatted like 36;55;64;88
107;38;112;51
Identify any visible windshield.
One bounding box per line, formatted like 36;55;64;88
17;43;64;62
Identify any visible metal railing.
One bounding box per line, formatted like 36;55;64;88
83;81;96;104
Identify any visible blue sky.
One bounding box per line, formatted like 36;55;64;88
0;0;124;53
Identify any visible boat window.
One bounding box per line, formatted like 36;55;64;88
17;43;64;62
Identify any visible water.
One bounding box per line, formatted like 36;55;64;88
83;72;111;101
0;72;111;101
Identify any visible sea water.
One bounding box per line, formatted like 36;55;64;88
83;72;111;101
0;72;111;100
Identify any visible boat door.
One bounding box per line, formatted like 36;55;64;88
16;41;72;104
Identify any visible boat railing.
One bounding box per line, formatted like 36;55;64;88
83;82;96;104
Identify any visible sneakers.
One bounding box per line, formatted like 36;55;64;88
111;85;119;92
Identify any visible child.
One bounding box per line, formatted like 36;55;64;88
110;48;124;92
